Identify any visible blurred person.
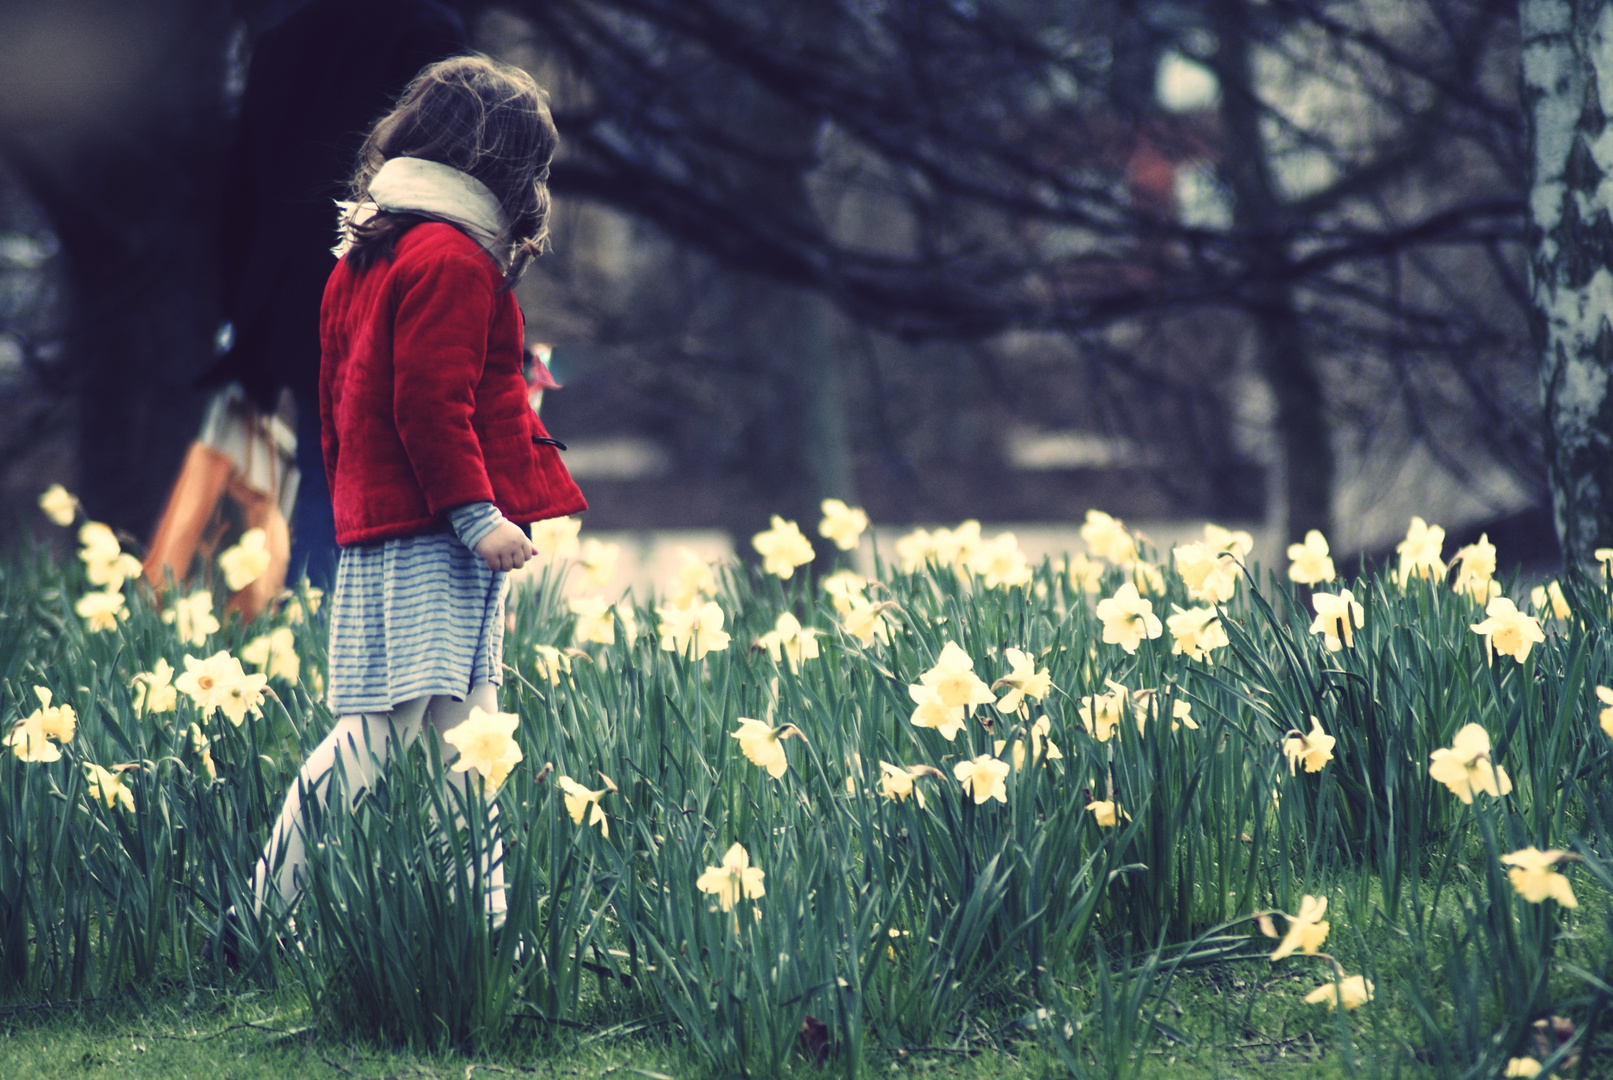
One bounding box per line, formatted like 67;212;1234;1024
204;0;467;589
250;55;586;933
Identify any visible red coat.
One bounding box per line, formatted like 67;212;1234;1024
319;222;586;546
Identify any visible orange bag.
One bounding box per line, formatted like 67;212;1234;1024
144;386;297;622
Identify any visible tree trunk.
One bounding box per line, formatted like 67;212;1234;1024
1211;3;1334;543
1523;0;1613;571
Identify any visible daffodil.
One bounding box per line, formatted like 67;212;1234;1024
532;644;572;685
1282;716;1335;774
76;588;127;632
1471;597;1545;663
894;528;933;573
1532;581;1571;621
1395;516;1447;585
1174;542;1240;603
441;706;523;793
5;687;77;762
1597;548;1613;580
163;590;220;647
1309;589;1363;651
1172;700;1199;730
570;594;616;646
819;499;869;551
78;522;143;589
84;763;135;812
1088;799;1125;827
696;843;766;911
1597;686;1613;738
968;533;1033;589
130;659;178;715
841;595;892;646
577;538;619;589
1287;530;1336;585
218;528;271;592
38;484;77;526
752;516;815;578
1167;605;1228;662
877;761;940;806
953;754;1011;804
189;723;218;782
615;601;639;643
1081;510;1136;564
280;586;323;625
915;642;996;714
756;612;820;672
241;626;299;683
558;774;614;836
1269;895;1329;960
176;651;264;727
1095;582;1162;654
530;516;582;561
930;521;982;569
1129;560;1167;595
1304;975;1373;1011
1428;723;1512;803
994;715;1063;769
731;717;801;779
1204;522;1254;559
1501;848;1577;907
1451;534;1499;601
994;647;1053;715
655;599;731;660
1078;684;1127;743
662;547;717;606
1505;1058;1544;1078
821;570;868;614
1066;552;1105;593
908;683;967;740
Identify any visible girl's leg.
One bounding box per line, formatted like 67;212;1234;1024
253;696;432;914
422;682;508;927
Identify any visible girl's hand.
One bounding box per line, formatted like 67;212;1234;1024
474;521;539;572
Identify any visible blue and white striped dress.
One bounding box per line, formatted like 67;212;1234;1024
326;502;509;714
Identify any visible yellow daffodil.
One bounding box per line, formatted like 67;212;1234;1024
130;658;177;715
1172;700;1199;730
163;590;220;647
894;528;933;573
577;538;619;590
1081;510;1136;564
280;586;323;625
916;642;997;715
731;717;801;779
1597;686;1613;738
558;774;613;836
1269;895;1329;960
1597;548;1613;580
1428;723;1512;803
1471;597;1546;663
1531;581;1571;621
441;706;523;793
1395;517;1447;585
615;601;639;643
662;547;718;606
968;533;1033;589
994;647;1053;715
1304;975;1373;1011
1088;799;1126;827
530;516;582;562
175;651;264;727
878;761;941;806
1501;848;1577;907
656;599;732;660
1095;582;1162;654
1287;530;1336;584
1066;552;1105;593
822;570;868;614
84;762;135;813
756;612;820;672
1204;523;1254;559
1505;1058;1543;1078
1173;542;1240;603
1167;604;1228;662
908;683;967;740
953;754;1011;805
841;595;893;646
696;842;766;911
1309;589;1363;651
532;644;572;685
188;723;218;782
241;626;299;683
1078;684;1127;743
78;522;143;589
929;521;982;569
218;528;271;592
5;687;77;762
570;594;616;646
752;516;815;578
76;588;127;632
819;499;869;551
1129;560;1167;595
1451;534;1499;601
994;715;1063;769
38;484;77;526
1282;716;1335;774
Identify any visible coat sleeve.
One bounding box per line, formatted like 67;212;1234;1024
390;248;498;513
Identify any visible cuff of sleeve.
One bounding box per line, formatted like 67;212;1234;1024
447;501;507;551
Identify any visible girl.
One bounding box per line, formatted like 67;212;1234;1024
252;55;585;927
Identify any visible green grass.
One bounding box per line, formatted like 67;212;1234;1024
4;513;1613;1078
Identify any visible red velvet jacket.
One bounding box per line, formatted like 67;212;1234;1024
319;222;586;545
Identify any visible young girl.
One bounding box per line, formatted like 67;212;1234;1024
252;55;585;926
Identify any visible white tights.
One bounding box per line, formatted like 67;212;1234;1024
253;681;507;925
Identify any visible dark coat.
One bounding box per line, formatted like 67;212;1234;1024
207;0;466;409
319;223;587;545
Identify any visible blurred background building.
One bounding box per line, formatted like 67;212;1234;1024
0;0;1550;579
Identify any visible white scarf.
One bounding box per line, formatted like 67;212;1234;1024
333;157;509;267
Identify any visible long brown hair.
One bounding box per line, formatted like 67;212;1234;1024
344;55;559;285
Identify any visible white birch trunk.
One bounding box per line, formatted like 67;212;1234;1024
1524;0;1613;569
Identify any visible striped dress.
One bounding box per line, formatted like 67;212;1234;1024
326;501;509;714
